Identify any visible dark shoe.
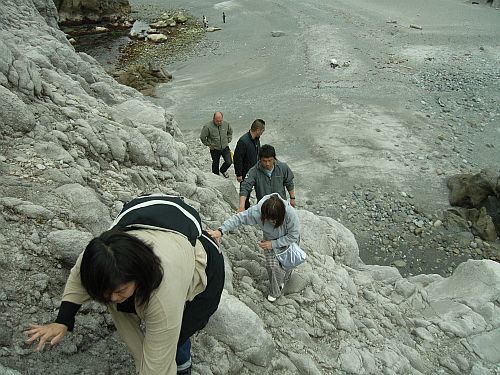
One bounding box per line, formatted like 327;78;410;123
177;365;192;375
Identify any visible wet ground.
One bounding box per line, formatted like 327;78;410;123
76;0;500;276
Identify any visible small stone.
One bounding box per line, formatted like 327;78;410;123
393;259;407;268
433;220;443;227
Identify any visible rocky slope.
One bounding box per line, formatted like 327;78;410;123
0;1;499;374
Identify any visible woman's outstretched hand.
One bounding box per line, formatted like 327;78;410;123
25;323;68;352
207;229;222;243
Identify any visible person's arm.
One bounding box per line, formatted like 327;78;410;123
233;139;244;178
283;164;295;193
287;189;296;207
239;169;256;211
227;123;233;143
219;205;260;234
26;252;90;351
199;125;209;146
271;208;300;249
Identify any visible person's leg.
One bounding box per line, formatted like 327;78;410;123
264;250;285;299
176;338;192;374
107;305;144;369
209;149;221;175
219;146;232;174
283;269;293;288
176;233;225;371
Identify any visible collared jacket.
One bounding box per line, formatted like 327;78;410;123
59;230;208;375
199;120;233;150
219;193;300;252
240;159;294;202
233;131;260;178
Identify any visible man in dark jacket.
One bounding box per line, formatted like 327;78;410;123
233;119;265;209
239;144;295;212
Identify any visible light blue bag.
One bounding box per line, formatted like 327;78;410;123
274;243;307;270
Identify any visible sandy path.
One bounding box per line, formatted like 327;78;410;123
151;0;497;191
136;0;500;270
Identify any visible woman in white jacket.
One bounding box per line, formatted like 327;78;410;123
209;193;300;302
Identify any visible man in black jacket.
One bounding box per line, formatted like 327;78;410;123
233;119;265;209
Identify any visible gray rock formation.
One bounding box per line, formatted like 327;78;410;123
447;169;499;240
0;1;499;374
54;0;131;25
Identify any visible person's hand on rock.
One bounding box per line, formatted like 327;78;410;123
25;323;68;352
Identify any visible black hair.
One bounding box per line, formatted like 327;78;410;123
213;111;223;119
261;195;286;228
250;119;265;132
80;230;163;306
259;144;276;159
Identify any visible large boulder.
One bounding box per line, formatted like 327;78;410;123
298;210;361;267
0;85;36;133
447;169;499;208
204;291;275;367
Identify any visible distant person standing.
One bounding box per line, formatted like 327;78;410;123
238;144;295;212
234;119;265;209
202;15;208;28
200;111;233;177
222;12;226;23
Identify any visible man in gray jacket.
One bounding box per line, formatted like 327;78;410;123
200;112;233;177
239;144;295;212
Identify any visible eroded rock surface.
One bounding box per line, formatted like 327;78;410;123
0;1;499;374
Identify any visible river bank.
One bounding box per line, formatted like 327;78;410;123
69;0;500;276
125;0;500;276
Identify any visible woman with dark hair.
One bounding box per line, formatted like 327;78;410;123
208;193;300;302
26;196;225;375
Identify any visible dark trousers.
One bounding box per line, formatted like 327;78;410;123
210;147;232;175
177;231;225;345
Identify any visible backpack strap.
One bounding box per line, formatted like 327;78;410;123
110;194;202;246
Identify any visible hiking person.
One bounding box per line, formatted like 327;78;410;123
208;193;299;302
26;195;225;375
200;111;233;178
233;119;265;209
238;144;295;212
202;15;207;28
222;12;226;23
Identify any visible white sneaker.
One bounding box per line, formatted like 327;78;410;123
222;171;229;178
267;295;277;302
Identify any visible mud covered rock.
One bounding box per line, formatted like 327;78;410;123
111;63;172;96
447;169;499;208
55;0;131;25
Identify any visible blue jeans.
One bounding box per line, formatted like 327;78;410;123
176;338;191;370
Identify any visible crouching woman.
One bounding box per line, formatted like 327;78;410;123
26;223;224;375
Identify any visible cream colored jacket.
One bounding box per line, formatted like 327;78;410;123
61;229;208;375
